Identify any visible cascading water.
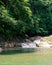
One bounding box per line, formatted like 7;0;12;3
21;43;37;48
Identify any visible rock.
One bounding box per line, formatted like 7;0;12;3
0;48;3;52
33;38;50;48
39;42;50;48
50;35;52;37
25;39;31;43
34;39;41;44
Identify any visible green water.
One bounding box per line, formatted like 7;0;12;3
0;48;52;65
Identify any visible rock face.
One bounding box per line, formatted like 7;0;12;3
22;36;52;48
0;36;51;49
33;38;50;48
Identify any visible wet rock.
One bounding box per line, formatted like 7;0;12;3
21;43;36;48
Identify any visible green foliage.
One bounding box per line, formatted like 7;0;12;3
0;0;52;38
29;0;52;35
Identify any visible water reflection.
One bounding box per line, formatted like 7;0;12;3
0;48;52;55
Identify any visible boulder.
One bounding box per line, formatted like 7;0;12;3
34;38;50;48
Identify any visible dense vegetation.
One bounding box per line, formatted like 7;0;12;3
0;0;52;39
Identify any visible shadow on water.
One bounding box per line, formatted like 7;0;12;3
0;48;51;55
0;48;37;55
